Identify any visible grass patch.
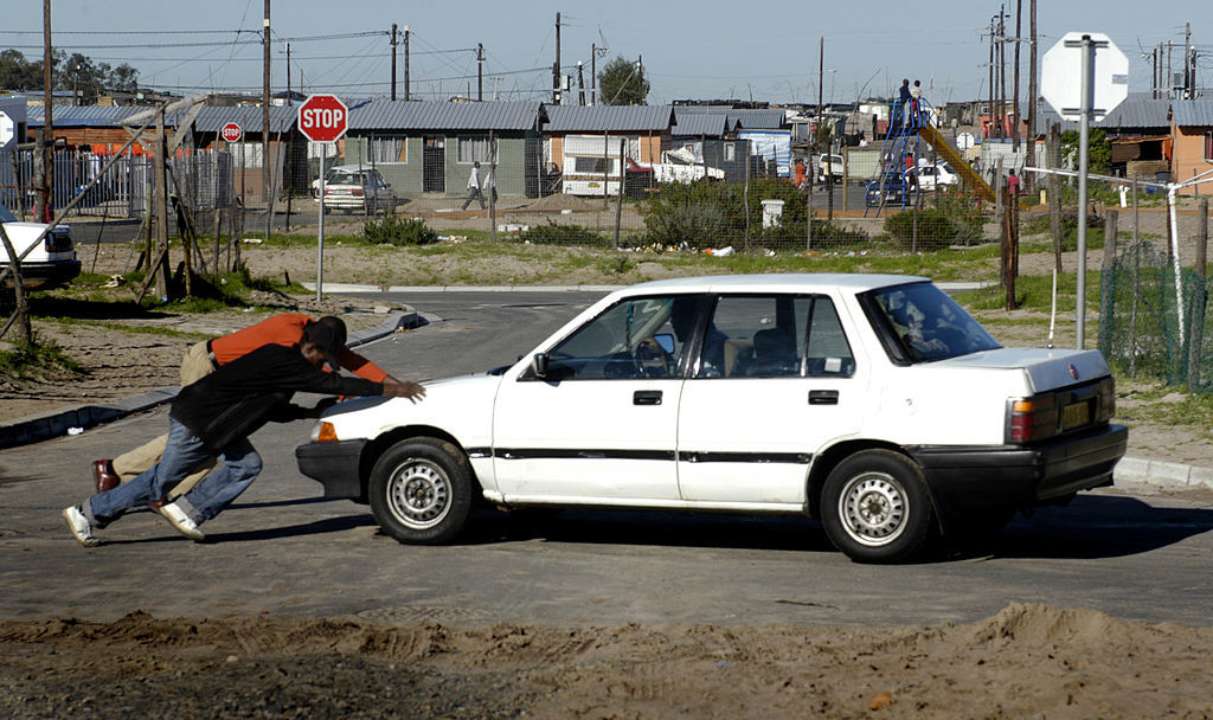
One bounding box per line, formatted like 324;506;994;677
1116;387;1213;439
40;317;210;342
952;270;1102;313
0;335;83;379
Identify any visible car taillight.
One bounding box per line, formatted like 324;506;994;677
1096;376;1115;422
44;230;73;253
311;421;338;443
350;188;364;197
1007;394;1059;444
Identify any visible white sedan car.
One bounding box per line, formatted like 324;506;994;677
296;274;1126;563
1;204;80;289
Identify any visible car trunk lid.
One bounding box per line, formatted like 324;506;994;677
934;347;1109;393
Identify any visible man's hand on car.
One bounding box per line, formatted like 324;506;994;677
383;379;426;403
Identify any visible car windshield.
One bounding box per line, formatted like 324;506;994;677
0;205;16;223
327;171;365;186
866;282;1000;362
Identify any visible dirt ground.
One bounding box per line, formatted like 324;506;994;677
0;603;1209;719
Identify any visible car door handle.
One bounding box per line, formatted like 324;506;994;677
809;390;839;405
634;390;663;406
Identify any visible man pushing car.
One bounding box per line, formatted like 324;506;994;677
63;317;425;546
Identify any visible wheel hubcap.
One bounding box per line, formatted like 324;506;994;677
386;459;451;530
838;472;908;547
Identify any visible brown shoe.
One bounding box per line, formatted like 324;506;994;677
92;459;120;493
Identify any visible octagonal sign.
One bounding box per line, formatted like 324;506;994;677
1042;32;1129;122
297;95;349;144
0;111;14;150
220;122;243;143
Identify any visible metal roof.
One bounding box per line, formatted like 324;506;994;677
27;105;143;128
1034;97;1172;133
1172;99;1213;127
542;104;676;132
670;112;736;137
347;100;544;131
193;105;297;134
676;105;787;129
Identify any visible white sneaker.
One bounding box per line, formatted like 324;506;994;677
62;505;99;548
157;502;205;541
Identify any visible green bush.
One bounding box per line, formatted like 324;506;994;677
882;195;984;251
640;178;868;250
363;216;439;246
518;222;607;247
1022;210;1104;251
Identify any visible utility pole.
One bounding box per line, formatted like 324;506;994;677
988;17;995;140
262;0;272;243
1152;45;1159;98
390;24;398;101
552;12;561;104
577;61;586;105
1026;0;1037;191
591;43;597;105
1184;21;1191;97
819;35;832;221
38;0;53;224
403;26;411;101
477;43;484;101
1012;0;1022;152
286;42;292;105
1167;42;1173;98
998;5;1007;139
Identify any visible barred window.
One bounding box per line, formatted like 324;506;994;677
457;137;497;164
1205;131;1213;162
724;143;736;162
230;142;263;168
371;137;407;164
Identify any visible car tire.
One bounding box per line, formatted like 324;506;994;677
368;437;474;545
820;449;934;563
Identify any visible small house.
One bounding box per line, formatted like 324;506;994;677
344;100;547;198
542;105;676;196
1171;99;1213;194
667;111;749;182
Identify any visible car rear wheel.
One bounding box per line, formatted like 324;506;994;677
821;449;933;563
369;437;474;545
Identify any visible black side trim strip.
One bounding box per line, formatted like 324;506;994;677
486;448;813;464
494;448;677;461
681;451;813;464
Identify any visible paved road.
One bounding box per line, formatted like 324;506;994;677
2;291;1212;627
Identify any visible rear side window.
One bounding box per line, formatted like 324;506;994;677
694;294;855;379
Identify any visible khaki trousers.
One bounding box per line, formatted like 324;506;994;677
112;341;218;497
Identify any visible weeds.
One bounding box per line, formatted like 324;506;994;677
0;334;83;379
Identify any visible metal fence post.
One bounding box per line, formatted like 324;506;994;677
1099;209;1118;356
613;138;624;248
1189;198;1209;392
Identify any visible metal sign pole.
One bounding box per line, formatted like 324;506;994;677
316;144;325;301
1075;34;1093;350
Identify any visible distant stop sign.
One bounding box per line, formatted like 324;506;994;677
297;95;349;143
220;122;242;143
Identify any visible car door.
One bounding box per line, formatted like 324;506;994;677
676;293;866;504
492;294;706;502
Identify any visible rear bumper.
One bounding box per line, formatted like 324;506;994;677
295;439;367;500
909;424;1128;516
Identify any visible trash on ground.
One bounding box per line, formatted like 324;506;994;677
705;246;735;257
66;427;84;436
241;237;263;245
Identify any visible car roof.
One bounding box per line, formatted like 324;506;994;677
327;165;374;173
618;273;928;295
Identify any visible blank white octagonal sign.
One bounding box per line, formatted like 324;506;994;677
0;112;13;150
1041;32;1129;122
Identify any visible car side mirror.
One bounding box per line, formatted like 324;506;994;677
531;352;549;379
654;332;675;354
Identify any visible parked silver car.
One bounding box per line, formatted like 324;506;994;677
312;166;400;215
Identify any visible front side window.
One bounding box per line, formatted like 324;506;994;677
545;296;696;380
864;282;1000;363
696;294;855;379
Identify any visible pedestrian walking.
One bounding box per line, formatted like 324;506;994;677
461;161;486;211
91;314;402;498
62;319;425;547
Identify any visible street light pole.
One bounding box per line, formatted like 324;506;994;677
1075;33;1093;349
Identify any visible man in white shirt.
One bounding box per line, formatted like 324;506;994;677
461;161;486;210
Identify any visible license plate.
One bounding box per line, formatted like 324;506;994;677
1062;401;1091;430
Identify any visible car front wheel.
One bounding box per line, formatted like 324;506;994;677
368;437;474;545
820;449;934;563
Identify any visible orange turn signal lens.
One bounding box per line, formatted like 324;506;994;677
315;422;338;443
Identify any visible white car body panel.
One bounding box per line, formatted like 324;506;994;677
313;273;1118;513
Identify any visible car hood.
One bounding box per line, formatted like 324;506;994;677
933;347;1109;393
319;372;502;441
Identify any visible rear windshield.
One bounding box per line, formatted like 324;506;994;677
0;205;16;223
327;172;365;185
864;282;1000;362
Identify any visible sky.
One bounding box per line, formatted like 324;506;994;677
4;0;1212;104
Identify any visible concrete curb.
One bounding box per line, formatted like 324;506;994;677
0;308;422;450
1112;456;1213;491
304;281;990;294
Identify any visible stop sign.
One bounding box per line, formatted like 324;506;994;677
298;95;349;143
220;122;242;143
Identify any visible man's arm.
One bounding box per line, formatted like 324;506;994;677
334;347;391;383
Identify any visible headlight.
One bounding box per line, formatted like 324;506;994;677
310;421;338;443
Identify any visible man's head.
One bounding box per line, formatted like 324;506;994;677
913;80;921;87
473;161;480;169
902;79;909;87
669;297;700;341
300;316;348;368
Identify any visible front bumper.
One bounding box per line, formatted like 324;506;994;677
909;423;1128;517
3;259;81;289
295;439;368;500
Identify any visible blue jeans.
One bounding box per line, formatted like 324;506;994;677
87;418;262;527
